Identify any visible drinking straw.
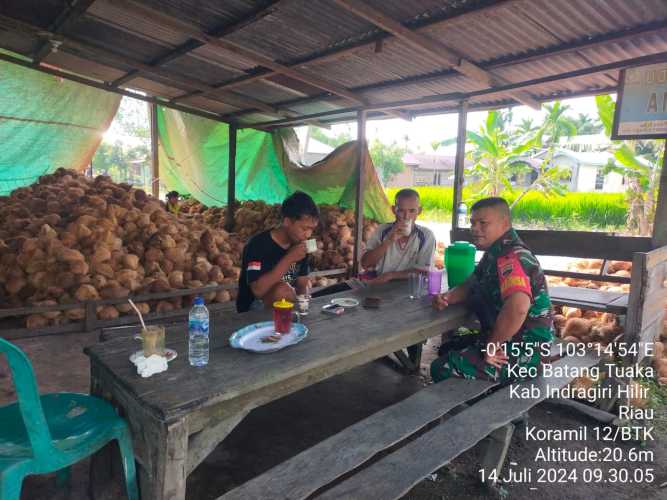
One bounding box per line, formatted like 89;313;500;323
128;299;147;330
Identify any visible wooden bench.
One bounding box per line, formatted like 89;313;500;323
219;348;597;500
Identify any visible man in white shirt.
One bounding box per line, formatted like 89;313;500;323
362;189;436;283
361;189;436;372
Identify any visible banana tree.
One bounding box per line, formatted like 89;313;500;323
509;149;571;209
595;95;664;235
441;110;532;198
509;102;577;208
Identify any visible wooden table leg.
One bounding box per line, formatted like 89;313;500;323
407;343;423;369
141;419;189;500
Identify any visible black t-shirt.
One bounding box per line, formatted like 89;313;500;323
236;230;309;312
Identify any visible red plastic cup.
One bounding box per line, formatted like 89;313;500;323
273;299;294;334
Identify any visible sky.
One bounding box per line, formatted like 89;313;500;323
299;95;609;155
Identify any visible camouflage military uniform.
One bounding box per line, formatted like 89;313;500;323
431;229;554;382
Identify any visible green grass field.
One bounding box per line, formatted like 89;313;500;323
385;186;627;230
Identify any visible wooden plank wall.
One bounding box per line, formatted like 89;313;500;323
451;228;652;261
625;245;667;360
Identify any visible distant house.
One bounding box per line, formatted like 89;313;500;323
556;135;626;193
550;150;625;193
386;153;471;187
514;148;625;193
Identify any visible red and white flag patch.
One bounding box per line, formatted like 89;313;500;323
247;261;262;272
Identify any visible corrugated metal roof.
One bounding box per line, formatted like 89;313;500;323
176;95;242;115
127;77;184;99
227;0;380;62
43;51;127;82
0;0;666;128
87;1;191;48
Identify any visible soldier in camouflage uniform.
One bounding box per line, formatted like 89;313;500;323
431;197;554;383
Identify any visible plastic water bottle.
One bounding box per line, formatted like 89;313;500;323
188;296;209;366
456;203;468;228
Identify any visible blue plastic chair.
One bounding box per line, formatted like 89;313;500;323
0;338;138;500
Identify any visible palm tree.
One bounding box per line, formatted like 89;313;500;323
515;117;537;136
532;102;578;147
442;110;532;198
572;113;603;135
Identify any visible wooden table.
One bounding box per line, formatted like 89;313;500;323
85;282;469;500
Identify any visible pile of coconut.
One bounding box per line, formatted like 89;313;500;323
546;258;631;293
654;312;667;386
553;306;622;347
0;169;243;328
180;199;382;286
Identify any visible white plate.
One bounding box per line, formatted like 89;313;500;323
330;297;359;308
229;321;308;353
130;348;177;365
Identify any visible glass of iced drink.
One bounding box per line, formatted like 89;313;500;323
137;325;165;357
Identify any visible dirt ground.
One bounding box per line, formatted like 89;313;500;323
1;332;666;500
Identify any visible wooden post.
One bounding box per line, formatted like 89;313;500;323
352;110;367;276
226;123;238;232
149;103;160;198
652;141;667;248
451;101;468;229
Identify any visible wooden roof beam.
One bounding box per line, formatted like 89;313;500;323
111;0;364;105
333;0;541;110
32;0;97;63
109;0;411;121
0;13;294;119
110;0;281;88
227;22;667;120
251;50;667;129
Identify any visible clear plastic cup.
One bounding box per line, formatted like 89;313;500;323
134;325;165;357
408;273;420;299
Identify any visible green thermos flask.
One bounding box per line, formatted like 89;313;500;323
445;241;476;288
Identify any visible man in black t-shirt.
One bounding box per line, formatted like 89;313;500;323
236;192;319;312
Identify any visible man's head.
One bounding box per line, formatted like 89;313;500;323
470;197;512;250
392;189;422;223
166;191;179;203
281;191;319;244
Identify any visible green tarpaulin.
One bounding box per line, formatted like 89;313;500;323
157;106;393;222
0;52;121;195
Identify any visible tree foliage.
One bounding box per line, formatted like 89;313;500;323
91;97;150;190
306;126;405;184
369;139;406;184
571;113;603;135
595;94;664;235
440;102;576;207
307;126;353;148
